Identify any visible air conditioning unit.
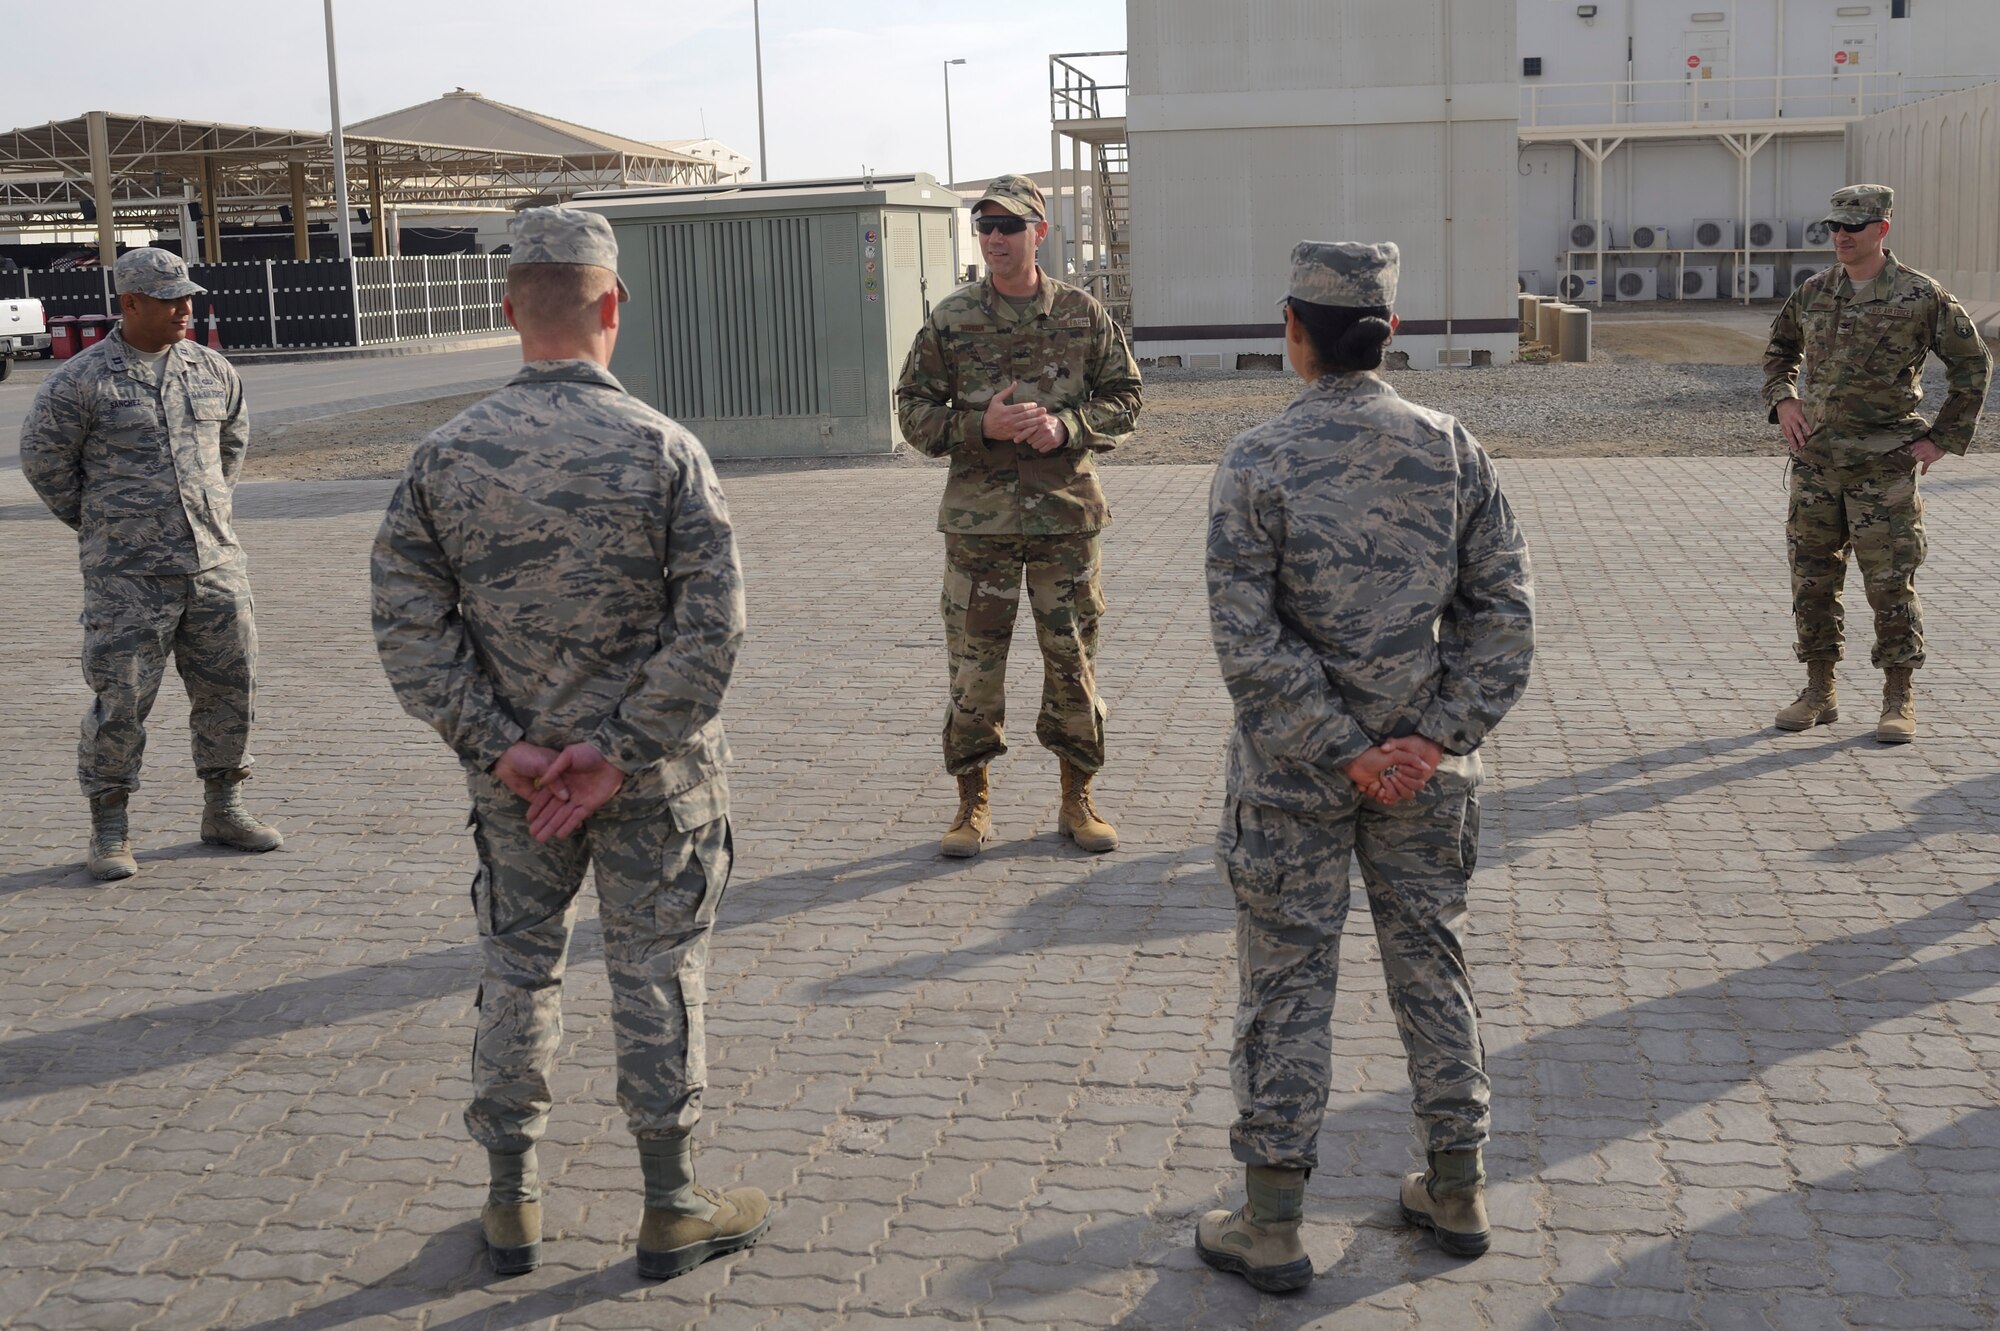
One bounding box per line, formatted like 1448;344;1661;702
1518;269;1544;296
1613;268;1658;301
1736;264;1778;298
1559;271;1602;303
1629;223;1673;251
1691;218;1738;251
1748;218;1789;250
1567;219;1616;251
1801;218;1835;248
1679;265;1720;300
1788;263;1824;295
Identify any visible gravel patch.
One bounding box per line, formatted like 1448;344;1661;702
242;326;2000;482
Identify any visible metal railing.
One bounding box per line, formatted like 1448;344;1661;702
0;254;510;349
1051;51;1128;122
1521;71;1993;129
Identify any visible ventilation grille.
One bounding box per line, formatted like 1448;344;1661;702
1569;221;1602;249
1749;219;1781;248
1803;219;1834;247
656;216;824;421
1617;271;1648;297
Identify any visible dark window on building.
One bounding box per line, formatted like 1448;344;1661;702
1892;0;1909;16
1524;56;1543;77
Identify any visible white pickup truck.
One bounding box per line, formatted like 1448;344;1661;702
1;296;52;382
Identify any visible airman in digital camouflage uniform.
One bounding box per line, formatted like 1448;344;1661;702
20;247;282;880
371;206;769;1281
894;172;1143;858
1196;242;1535;1292
1765;184;1991;743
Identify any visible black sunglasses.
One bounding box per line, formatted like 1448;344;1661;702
1830;220;1881;234
974;216;1031;236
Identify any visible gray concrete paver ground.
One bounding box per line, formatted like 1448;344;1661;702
2;456;1998;1328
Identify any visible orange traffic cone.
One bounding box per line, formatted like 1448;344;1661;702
205;312;222;351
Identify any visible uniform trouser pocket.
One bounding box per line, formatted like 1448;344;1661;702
1354;783;1490;1151
1219;797;1357;1170
78;573;184;794
462;777;591;1155
177;560;258;778
592;798;733;1140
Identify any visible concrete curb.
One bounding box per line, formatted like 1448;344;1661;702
222;333;516;366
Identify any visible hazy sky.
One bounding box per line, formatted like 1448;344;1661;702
0;0;1127;186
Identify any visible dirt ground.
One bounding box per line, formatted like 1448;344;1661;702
241;322;1996;481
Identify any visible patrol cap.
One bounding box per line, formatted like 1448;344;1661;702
113;247;205;300
973;173;1047;221
508;205;630;300
1279;240;1399;309
1823;184;1893;227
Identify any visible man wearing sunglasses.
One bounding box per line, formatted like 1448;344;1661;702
1763;184;1991;743
896;173;1143;858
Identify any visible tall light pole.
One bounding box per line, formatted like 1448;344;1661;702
943;58;967;191
323;0;354;259
754;0;769;181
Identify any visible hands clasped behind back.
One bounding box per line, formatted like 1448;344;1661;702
491;740;627;843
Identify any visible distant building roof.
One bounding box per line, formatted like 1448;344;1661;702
347;89;705;167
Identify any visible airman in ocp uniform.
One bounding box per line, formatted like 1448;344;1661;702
1197;242;1534;1292
895;173;1143;858
371;205;769;1281
1764;184;1991;742
20;247;282;880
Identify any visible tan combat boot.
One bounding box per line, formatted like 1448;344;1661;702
1195;1165;1313;1293
1401;1148;1490;1258
86;792;138;881
1877;667;1916;744
1774;660;1839;732
200;773;284;852
482;1148;542;1276
940;768;992;858
1057;758;1118;853
635;1136;773;1281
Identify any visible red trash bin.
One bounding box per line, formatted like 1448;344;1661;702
49;316;79;359
75;314;114;352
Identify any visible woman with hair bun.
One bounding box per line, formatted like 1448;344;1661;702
1196;241;1537;1291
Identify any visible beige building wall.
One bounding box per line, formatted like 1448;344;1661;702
1126;0;1519;368
1848;80;2000;323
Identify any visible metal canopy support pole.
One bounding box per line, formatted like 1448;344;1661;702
289;161;310;260
85;111;116;268
324;0;354;260
367;145;386;257
199;153;222;263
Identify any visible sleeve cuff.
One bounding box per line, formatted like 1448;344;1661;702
469;719;526;775
589;721;655;777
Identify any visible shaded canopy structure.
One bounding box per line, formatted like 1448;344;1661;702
0;94;716;263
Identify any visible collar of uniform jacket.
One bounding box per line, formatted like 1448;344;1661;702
99;326;207;381
509;358;626;392
977;268;1058;326
1833;250;1904;304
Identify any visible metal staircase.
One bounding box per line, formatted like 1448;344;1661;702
1050;51;1131;329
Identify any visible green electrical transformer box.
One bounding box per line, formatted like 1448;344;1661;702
578;174;964;459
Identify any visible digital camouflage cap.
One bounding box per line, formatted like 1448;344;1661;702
973;174;1047;220
113;247;206;300
1823;184;1893;227
1280;240;1399;309
508;205;630;300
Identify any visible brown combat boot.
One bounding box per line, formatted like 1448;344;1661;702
1057;758;1118;853
1195;1165;1313;1293
482;1148;542;1275
86;792;138;881
635;1136;772;1281
1774;660;1839;732
1877;667;1917;744
940;768;992;858
200;773;283;852
1401;1148;1490;1258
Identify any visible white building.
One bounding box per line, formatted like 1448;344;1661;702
1121;0;1521;369
656;139;756;183
1515;0;2000;301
